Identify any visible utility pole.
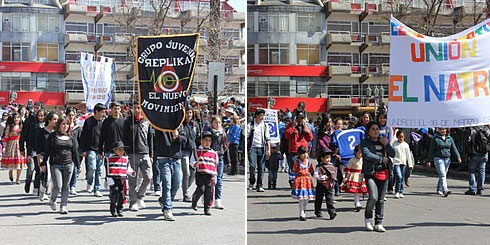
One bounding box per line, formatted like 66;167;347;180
209;0;220;114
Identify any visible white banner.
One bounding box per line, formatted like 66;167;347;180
79;53;114;112
388;16;490;128
263;108;280;144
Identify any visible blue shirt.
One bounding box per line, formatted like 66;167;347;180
227;124;241;145
332;128;365;166
279;122;286;138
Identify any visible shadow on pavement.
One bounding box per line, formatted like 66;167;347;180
406;222;490;227
248;225;414;234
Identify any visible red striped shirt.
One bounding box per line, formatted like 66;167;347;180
196;148;218;176
107;156;128;178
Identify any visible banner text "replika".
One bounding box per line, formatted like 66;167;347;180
138;40;196;66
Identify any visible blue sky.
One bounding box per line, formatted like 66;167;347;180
228;0;245;12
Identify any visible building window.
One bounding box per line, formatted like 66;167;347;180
296;44;319;65
38;15;60;33
294;77;325;97
249;76;290;97
328;52;359;65
37;43;58;62
258;12;288;32
327;21;356;33
0;72;30;91
296;80;308;94
247;77;256;97
247;45;255;64
247;13;254;31
2;42;31;61
297;13;321;32
11;13;32;32
258;44;289;64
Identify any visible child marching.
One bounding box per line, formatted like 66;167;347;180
290;146;315;221
313;148;337;220
192;131;218;216
106;141;134;217
342;145;368;211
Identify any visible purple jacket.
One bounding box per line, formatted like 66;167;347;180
317;130;335;152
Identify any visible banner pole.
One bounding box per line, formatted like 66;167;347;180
214;74;218;115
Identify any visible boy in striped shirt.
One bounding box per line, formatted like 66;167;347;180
192;131;218;216
106;141;134;217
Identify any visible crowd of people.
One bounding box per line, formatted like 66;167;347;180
248;101;490;232
0;97;245;220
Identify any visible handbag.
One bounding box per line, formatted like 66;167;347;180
373;169;389;181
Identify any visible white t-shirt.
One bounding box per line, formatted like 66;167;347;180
252;121;269;148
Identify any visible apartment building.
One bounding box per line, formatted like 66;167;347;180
247;0;484;116
0;0;245;106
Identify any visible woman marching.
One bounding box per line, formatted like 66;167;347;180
291;146;315;221
41;115;80;214
36;112;59;201
2;112;27;184
342;145;368;211
426;128;461;197
209;115;228;209
360;121;395;232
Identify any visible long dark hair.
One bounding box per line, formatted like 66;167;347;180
36;109;45;123
6;112;22;133
318;116;332;136
44;112;58;127
54;115;70;136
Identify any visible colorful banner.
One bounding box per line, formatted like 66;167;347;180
388;16;490;128
79;53;114;112
136;34;199;132
263;108;280;144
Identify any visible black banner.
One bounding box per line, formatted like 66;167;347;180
136;34;199;132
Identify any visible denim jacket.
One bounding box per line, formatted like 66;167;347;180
428;133;460;161
360;138;396;175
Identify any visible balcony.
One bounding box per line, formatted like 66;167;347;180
232;39;245;49
96;6;113;22
64;4;99;22
96;34;131;53
328;63;370;82
115;63;132;73
65;62;81;76
65;32;95;52
228;12;245;22
327;31;369;52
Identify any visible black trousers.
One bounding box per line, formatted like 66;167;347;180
109;178;125;213
229;144;239;175
192;172;212;211
314;183;335;214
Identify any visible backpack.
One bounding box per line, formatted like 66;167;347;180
473;128;490;154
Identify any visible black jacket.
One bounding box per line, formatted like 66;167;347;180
210;128;228;157
153;127;186;159
20;114;41;156
181;120;200;157
360;138;396;175
80;116;103;152
41;132;80;167
35;128;51;155
99;116;126;154
123;116;154;156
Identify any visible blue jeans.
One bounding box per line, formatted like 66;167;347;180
434;157;451;192
268;169;278;185
394;165;406;194
70;163;79;190
86;150;104;191
249;147;266;188
215;157;224;200
365;175;388;225
468;153;488;192
157;157;182;210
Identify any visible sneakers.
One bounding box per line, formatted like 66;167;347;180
215;199;224;210
383;197;387;201
204;209;211;216
329;212;337;220
69;188;77;196
163;210;176;221
49;200;57;211
477;190;483;196
39;191;49;201
299;216;306;221
33;188;39;197
355;206;362;212
60;206;68;214
86;184;93;194
365;218;374;231
437;191;444;196
395;193;400;199
465;190;476;195
94;191;103;197
248;184;253;191
257;187;265;192
443;190;451;197
130;205;139;211
136;199;146;209
154;191;162;196
315;211;322;217
183;196;192;203
374;224;386;232
399;193;404;198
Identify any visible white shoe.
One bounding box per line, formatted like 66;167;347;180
374;224;386;232
86;184;93;193
69;188;77;196
399;193;404;198
60;206;68;214
437;191;444;196
248;184;253;191
94;191;103;197
164;210;176;221
130;205;139;211
33;188;39;197
49;200;57;211
215;199;224;210
154;191;162;196
383;197;387;201
136;199;146;209
365;218;374;231
395;193;400;199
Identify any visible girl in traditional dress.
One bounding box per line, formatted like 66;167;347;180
2;112;27;184
342;145;368;212
291;146;315;221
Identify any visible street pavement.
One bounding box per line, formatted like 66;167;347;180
248;167;490;244
0;167;246;245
